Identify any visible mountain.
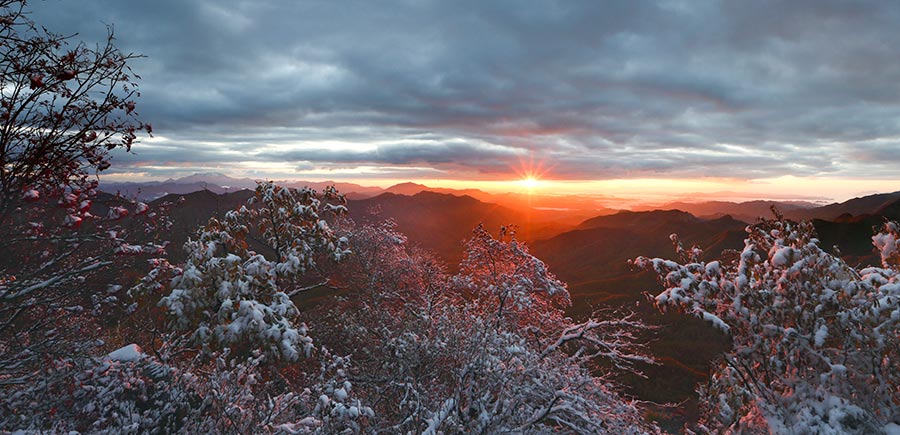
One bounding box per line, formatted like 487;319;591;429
630;191;900;225
161;172;256;188
103;174;616;225
577;209;702;231
143;184;900;276
102;179;249;201
771;193;900;267
810;217;883;267
876;197;900;219
804;196;900;267
102;172;384;201
148;189;581;266
535;210;747;302
384;182;618;225
147;189;254;261
282;180;384;198
635;200;817;223
385;182;489;200
788;191;900;221
386;181;501;200
384;182;426;196
101;172;257;200
348;191;575;266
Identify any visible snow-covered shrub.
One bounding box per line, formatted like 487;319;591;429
454;224;571;334
1;344;191;434
1;343;372;435
280;350;374;435
176;349;371;435
414;308;655;435
0;192;169;387
133;181;348;361
318;222;658;434
634;215;900;434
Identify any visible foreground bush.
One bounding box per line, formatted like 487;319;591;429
635;214;900;434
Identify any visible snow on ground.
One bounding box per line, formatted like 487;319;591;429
107;343;142;362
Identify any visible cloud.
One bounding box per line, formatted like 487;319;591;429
26;0;900;180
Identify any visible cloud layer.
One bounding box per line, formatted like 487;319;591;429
28;0;900;180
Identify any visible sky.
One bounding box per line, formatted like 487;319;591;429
27;0;900;201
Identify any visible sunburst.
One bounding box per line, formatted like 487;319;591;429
514;155;551;192
520;175;541;190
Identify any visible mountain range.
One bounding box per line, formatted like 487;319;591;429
103;172;899;222
112;173;899;407
633;200;818;223
102;172;384;202
129;173;900;285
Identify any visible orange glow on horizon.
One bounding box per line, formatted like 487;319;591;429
513;155;552;193
519;175;542;191
358;175;899;208
99;170;900;208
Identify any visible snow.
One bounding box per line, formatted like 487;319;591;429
135;201;149;214
107;205;129;220
771;246;796;267
64;213;82;227
422;398;456;435
22;189;39;200
634;217;900;433
108;343;143;362
874;232;899;264
815;324;828;347
701;310;730;333
114;243;144;255
334;387;348;401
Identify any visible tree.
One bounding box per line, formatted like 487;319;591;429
0;0;156;391
318;221;658;434
634;214;900;434
0;0;147;219
454;223;570;334
133;181;349;362
4;180;370;433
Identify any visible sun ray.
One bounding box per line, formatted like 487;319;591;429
522;176;539;188
513;154;551;192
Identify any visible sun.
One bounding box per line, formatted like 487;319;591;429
519;175;542;191
513;154;552;193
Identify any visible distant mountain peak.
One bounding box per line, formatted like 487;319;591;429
385;182;429;195
191;171;227;177
169;172;250;183
577;208;701;231
390;181;426;188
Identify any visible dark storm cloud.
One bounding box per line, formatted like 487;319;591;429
275;142;517;168
27;0;900;179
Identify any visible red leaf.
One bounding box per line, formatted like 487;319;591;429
29;73;44;89
55;69;76;81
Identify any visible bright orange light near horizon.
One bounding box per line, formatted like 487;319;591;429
514;154;552;192
519;175;542;191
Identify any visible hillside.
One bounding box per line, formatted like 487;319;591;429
149;189;254;261
634;200;817;223
788;191;900;221
348;191;574;266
